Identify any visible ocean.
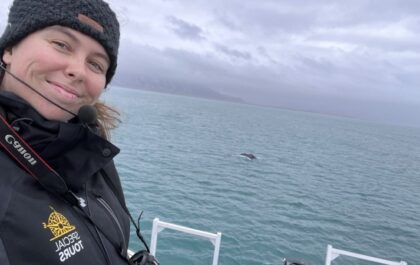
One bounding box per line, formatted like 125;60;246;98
103;87;420;265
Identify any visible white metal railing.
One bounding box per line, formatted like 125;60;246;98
150;218;222;265
325;245;407;265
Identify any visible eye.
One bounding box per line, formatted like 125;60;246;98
52;40;70;51
88;60;105;74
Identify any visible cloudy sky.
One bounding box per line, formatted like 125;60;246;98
1;0;420;127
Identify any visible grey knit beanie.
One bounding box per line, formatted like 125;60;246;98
0;0;120;86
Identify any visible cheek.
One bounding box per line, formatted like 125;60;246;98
86;76;106;100
32;50;64;71
11;49;61;75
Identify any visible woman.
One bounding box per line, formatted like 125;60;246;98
0;1;154;264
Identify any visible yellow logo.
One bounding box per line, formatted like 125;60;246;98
42;207;76;241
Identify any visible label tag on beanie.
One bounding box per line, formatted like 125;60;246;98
77;14;104;33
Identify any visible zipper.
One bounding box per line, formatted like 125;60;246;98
81;186;112;265
72;202;112;265
96;196;127;256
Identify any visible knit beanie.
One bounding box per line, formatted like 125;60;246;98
0;0;120;86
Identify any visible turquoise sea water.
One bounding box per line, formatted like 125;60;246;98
104;87;420;265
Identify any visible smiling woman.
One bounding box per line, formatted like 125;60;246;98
0;1;156;265
1;25;109;121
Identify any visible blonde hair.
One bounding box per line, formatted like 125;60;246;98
94;101;120;140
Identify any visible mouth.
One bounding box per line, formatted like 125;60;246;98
46;80;80;100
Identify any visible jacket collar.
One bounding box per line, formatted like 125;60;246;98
0;91;120;191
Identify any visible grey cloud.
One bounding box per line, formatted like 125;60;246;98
210;0;420;43
314;33;420;54
257;46;278;64
319;1;420;27
214;44;252;60
113;36;420;119
166;16;205;41
114;41;420;126
212;2;318;39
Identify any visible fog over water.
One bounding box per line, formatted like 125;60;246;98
1;0;419;126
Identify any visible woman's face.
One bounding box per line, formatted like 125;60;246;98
1;25;110;121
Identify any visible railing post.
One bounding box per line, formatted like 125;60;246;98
150;218;160;256
325;244;333;265
212;232;222;265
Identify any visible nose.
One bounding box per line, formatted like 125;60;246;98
65;57;86;81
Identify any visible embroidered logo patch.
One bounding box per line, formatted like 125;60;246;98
42;207;85;262
43;207;75;241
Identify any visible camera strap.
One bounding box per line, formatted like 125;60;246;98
0;114;82;206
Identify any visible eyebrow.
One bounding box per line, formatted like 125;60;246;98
48;26;110;65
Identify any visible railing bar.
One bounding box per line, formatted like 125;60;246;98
157;220;218;240
331;247;405;265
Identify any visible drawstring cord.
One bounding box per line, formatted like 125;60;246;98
128;210;150;253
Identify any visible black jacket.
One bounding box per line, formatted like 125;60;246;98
0;92;131;265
